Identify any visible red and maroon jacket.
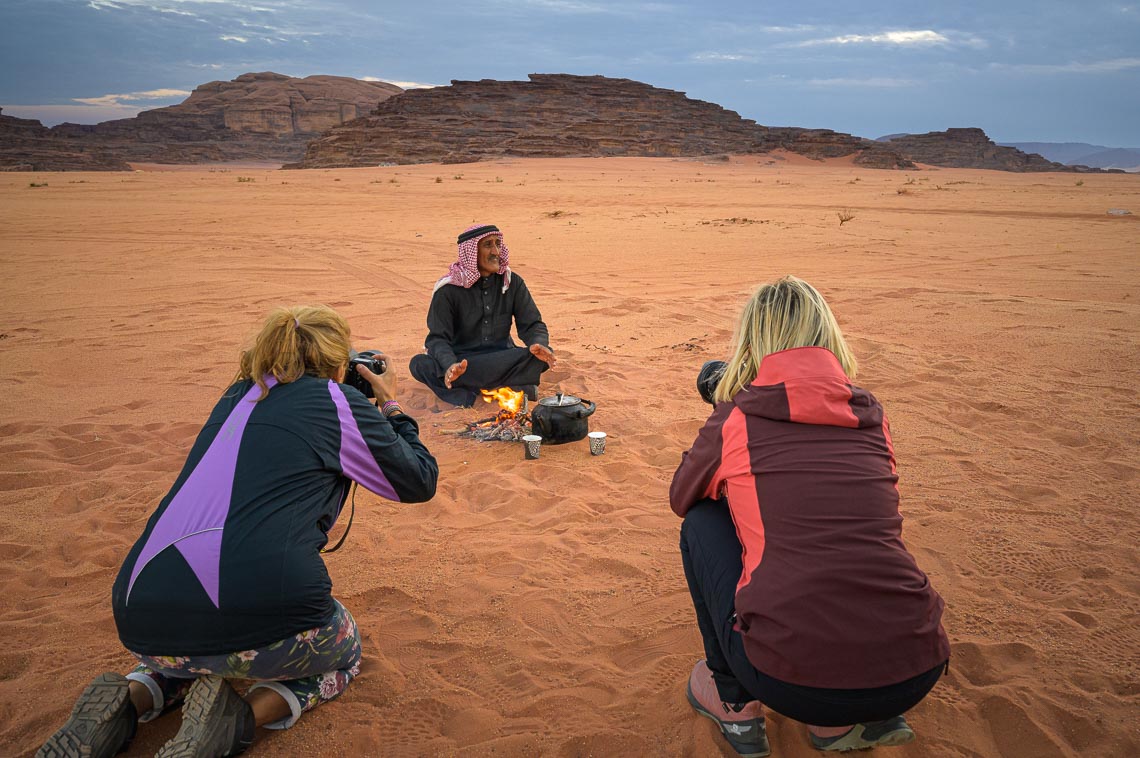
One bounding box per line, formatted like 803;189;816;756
670;347;949;689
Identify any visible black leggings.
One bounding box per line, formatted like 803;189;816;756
679;498;946;726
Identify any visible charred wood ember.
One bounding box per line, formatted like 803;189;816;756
463;410;533;442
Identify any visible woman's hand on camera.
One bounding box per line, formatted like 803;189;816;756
355;352;397;403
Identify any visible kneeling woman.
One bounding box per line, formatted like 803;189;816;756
40;306;438;758
672;277;949;757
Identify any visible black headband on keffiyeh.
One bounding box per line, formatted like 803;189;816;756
435;223;512;293
457;225;499;244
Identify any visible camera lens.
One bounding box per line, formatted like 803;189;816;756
697;360;727;405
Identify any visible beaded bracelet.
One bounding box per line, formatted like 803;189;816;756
380;400;402;417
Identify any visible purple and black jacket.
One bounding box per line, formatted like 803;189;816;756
670;347;950;689
112;375;437;655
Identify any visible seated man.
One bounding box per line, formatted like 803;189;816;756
410;223;556;406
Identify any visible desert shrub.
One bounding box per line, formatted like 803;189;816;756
837;209;855;226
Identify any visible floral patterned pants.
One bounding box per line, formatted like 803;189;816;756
126;600;361;729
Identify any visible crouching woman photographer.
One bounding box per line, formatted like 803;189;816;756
673;277;949;757
39;305;438;758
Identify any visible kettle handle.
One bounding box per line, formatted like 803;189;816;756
575;400;596;419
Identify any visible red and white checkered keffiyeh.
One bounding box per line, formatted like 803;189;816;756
434;224;512;293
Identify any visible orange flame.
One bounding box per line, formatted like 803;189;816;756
481;387;525;413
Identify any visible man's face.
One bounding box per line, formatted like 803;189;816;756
476;235;502;276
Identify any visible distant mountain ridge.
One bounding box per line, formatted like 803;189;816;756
3;74;1126;172
998;142;1140;172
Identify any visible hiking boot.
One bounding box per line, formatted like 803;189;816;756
697;361;727;405
155;676;255;758
686;660;770;758
810;716;916;751
37;672;137;758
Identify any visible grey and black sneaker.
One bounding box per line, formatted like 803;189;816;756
155;676;255;758
37;672;137;758
810;716;916;752
686;660;770;758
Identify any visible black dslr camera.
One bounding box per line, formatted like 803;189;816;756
346;349;386;398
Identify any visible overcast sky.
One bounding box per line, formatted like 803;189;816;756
2;0;1137;145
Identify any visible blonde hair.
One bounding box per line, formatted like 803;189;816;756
236;305;352;400
713;276;857;403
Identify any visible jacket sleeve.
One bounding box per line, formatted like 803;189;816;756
669;403;733;517
510;276;550;349
329;383;438;503
424;287;460;370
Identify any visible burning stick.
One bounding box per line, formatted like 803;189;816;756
458;387;533;442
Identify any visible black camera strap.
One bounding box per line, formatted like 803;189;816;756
320;482;356;554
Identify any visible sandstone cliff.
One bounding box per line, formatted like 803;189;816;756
2;73;402;168
0;108;129;171
288;74;911;169
881;129;1111;172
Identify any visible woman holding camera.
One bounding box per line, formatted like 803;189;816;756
672;277;949;757
39;305;438;758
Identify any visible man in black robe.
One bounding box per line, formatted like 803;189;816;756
409;224;556;406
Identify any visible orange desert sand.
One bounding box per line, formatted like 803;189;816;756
1;155;1137;757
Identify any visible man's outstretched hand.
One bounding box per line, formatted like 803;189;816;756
529;343;557;369
444;359;468;388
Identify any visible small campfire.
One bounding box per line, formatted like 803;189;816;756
454;387;532;442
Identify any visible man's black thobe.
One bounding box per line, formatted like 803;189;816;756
409;272;551;406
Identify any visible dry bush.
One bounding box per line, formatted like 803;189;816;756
837;209;855;226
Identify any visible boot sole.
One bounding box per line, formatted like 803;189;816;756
37;673;132;758
812;724;916;751
686;681;771;758
155;676;253;758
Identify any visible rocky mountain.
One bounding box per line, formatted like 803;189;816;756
0;108;129;171
1;73;402;169
288;74;912;170
879;130;1118;172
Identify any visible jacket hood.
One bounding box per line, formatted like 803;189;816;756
733;347;882;429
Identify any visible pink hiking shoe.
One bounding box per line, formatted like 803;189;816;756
686;660;770;758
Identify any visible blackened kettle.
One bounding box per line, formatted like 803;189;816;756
531;393;596;444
